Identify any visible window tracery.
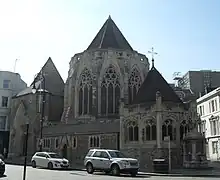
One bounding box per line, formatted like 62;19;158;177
162;119;175;141
180;120;189;140
89;135;100;148
127;121;139;141
72;136;77;148
101;66;120;115
142;119;156;141
78;68;93;116
128;68;142;104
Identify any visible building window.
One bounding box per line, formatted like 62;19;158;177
180;120;189;140
43;138;51;149
198;105;205;116
162;119;175;141
199;120;206;135
209;99;217;113
142;120;156;141
0;116;6;130
89;136;100;148
1;96;8;107
210;116;219;136
128;68;142;104
127;121;139;142
3;80;10;89
101;66;120;115
78;68;93;116
212;141;218;154
72;136;77;148
54;138;59;149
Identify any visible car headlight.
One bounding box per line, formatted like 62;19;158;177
54;161;61;164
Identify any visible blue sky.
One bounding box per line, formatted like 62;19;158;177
0;0;219;85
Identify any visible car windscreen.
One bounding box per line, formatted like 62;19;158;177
48;153;62;158
108;151;126;158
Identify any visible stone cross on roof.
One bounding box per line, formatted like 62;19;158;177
148;47;158;68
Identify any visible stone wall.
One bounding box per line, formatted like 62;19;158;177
43;133;118;168
121;147;182;172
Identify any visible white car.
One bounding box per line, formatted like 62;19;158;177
31;152;69;169
84;149;139;176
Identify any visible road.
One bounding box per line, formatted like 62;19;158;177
0;165;211;180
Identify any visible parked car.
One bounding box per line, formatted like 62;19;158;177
0;157;5;176
84;149;139;176
31;152;69;169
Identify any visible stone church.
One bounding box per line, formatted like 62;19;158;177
8;16;203;171
8;58;64;158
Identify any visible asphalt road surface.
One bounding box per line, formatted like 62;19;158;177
0;164;211;180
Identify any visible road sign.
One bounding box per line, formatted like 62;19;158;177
164;136;170;141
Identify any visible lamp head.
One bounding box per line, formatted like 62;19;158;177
32;83;37;94
32;88;37;94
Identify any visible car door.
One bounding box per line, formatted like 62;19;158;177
38;153;48;168
99;151;111;170
42;153;50;168
33;153;41;166
36;153;44;167
91;151;102;169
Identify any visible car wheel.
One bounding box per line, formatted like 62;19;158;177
32;160;36;168
48;162;53;170
111;164;120;176
130;171;138;177
86;163;94;174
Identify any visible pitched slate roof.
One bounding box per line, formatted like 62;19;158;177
14;57;64;98
132;66;183;105
87;16;133;51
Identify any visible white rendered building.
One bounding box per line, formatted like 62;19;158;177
197;87;220;161
0;71;27;154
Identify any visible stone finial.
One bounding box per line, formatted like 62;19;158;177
156;91;161;99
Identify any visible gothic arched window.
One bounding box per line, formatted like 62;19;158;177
128;68;142;104
180;120;189;140
89;136;100;148
127;121;139;141
101;66;120;115
142;120;156;141
162;119;175;141
78;68;93;115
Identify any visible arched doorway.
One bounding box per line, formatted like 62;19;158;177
62;144;67;158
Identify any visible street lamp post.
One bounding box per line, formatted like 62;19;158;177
32;72;46;152
22;121;29;180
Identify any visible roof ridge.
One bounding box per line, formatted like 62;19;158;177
99;19;109;48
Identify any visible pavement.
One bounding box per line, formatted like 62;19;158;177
5;157;220;177
1;164;219;180
3;161;220;178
